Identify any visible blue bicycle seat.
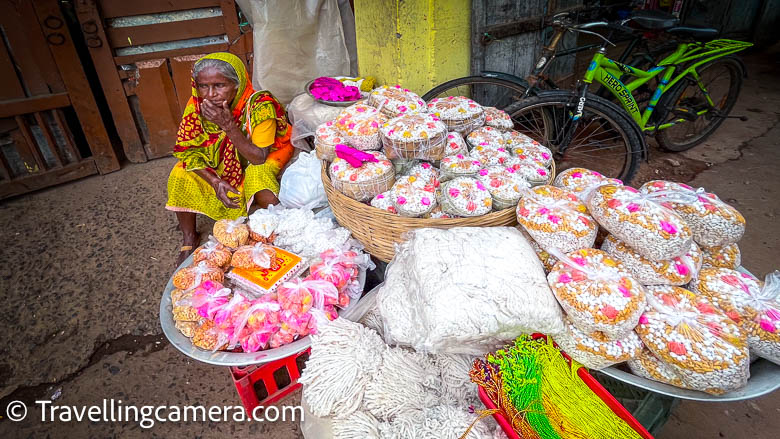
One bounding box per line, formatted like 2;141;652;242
629;10;680;30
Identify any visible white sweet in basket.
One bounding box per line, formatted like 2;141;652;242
380;113;448;161
389;175;438;218
314;120;343;162
439;177;493;217
477;165;529;210
483;107;514;131
439;154;482;182
378;227;565;354
467;126;506;149
366;85;427;118
504;131;554;167
444;131;469;156
334;104;387;151
329;151;395;202
426;96;485;136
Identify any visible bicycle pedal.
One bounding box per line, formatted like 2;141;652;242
671;107;698;122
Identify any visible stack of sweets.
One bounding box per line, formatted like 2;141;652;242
466;126;506;149
482;107;513;131
367;85;427;118
477;166;528;210
504;131;554;168
173;261;225;290
230;242;277;270
505;159;550;186
426;96;485;135
369;192;397;214
389;175;437;217
192;238;232;269
314;120;344;161
439;154;482;181
334;104;386;151
380;113;448;161
470;145;511;167
439;177;492;217
329;151;395;201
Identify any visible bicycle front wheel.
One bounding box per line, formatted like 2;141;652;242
422;76;528;110
505;92;643;183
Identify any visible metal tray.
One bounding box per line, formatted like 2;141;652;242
304;78;366;107
600;360;780;402
602;266;780;401
160;254;366;366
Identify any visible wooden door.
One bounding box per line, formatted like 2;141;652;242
471;0;583;105
74;0;253;162
0;0;119;200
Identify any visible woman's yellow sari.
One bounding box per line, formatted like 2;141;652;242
165;52;294;220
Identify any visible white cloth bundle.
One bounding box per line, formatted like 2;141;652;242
299;318;386;417
379;227;565;354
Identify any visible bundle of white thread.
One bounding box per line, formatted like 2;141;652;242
299;318;387;417
332;410;381;439
363;347;442;420
433;354;480;406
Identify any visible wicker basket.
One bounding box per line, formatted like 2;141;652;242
321;161;556;262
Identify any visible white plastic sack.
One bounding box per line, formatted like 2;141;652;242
236;0;355;104
378;227;566;355
278;152;328;209
287;93;344;150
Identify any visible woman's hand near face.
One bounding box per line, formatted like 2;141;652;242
201;99;235;131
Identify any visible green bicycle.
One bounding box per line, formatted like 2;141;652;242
505;16;753;183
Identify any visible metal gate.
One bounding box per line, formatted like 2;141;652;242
0;0;119;199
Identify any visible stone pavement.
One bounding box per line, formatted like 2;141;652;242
0;48;778;438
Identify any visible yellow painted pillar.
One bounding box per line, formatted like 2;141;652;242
354;0;471;96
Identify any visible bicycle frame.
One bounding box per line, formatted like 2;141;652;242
581;39;752;131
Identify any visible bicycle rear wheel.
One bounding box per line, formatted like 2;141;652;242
505;92;644;183
422;76;528;110
656;57;743;152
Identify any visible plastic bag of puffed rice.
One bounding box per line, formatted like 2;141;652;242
586;184;693;261
516;185;597;254
553;318;643;370
690;268;780;366
553;167;623;202
601;235;702;286
640;180;745;247
701;243;741;269
547;248;646;340
627;348;691;390
635;285;750;395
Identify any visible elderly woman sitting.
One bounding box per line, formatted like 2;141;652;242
166;52;293;264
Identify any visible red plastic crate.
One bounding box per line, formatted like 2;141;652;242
478;335;653;439
230;348;310;414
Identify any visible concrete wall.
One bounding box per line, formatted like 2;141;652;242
354;0;471;95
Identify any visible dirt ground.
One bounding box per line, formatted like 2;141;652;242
0;47;778;438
